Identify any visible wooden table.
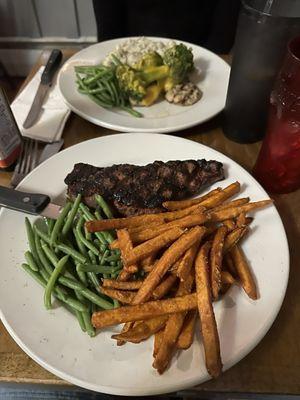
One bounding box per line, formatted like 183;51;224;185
0;50;299;397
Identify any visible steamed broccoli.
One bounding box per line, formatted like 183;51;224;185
133;51;163;70
163;43;194;91
116;64;169;101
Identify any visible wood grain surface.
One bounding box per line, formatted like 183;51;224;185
0;50;299;395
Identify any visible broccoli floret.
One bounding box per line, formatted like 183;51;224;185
133;51;163;69
116;64;169;101
163;43;194;91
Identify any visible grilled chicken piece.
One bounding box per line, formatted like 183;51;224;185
65;160;224;216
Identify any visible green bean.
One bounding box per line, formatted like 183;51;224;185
24;251;39;272
41;241;59;267
41;242;79;280
79;205;107;244
95;195;114;219
113;299;120;308
77;263;119;274
110;54;122;66
21;263;46;287
62;194;81;237
39;266;69;302
104;254;120;262
88;250;97;265
85;226;92;241
50;202;72;246
58;275;84;291
75;310;86;332
120;105;143;118
44;255;69;309
100;249;109;265
82;311;95;337
87;272;101;292
34;231;53;275
21;263;88;313
35;224;51;244
45;218;55;235
76;216;99;256
84;70;111;85
73;229;88;285
25;217;38;263
56;243;87;264
80;287;113;309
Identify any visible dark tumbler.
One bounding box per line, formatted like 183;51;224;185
223;0;300;143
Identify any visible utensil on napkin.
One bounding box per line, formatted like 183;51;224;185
11;50;70;143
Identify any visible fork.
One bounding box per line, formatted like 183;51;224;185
11;138;39;188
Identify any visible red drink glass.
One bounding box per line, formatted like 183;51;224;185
253;36;300;193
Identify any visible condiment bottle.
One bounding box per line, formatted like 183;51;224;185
0;87;22;169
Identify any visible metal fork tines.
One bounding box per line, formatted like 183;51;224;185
11;138;39;188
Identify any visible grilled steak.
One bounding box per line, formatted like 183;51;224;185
65;160;224;216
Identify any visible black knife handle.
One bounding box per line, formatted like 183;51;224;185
0;186;50;215
41;49;62;85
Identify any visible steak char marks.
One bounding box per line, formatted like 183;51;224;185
65;160;224;216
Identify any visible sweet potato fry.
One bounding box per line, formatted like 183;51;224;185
124;227;184;266
221;219;236;231
86;213;165;232
163;204;206;221
210;226;227;300
212;197;250;212
209;200;273;222
130;213;209;243
117;229;138;273
100;287;136;304
111;316;168;343
153;328;165;357
91;293;197;329
102;279;143;290
236;212;247;227
140;253;157;269
152;274;178;299
117;270;133;282
199;182;241;209
109;239;119;250
223;227;248;253
153;273;195;373
230;245;257;300
117;322;134;346
176;241;200;282
176;310;197;350
132;226;206;304
129;222;158;234
195;241;222;378
224;253;237;277
221;270;236;285
141;264;155;273
162;188;222;210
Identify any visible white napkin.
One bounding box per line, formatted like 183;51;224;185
11;66;70;143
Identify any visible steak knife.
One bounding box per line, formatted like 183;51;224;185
0;186;61;219
23;49;63;129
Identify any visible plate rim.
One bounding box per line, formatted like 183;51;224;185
58;36;230;133
0;133;290;396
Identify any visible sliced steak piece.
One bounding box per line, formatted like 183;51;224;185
65;159;224;216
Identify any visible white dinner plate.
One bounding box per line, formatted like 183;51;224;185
0;134;289;396
58;37;230;133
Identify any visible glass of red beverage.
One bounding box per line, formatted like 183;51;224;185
253;36;300;194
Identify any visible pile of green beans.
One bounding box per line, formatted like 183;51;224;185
22;194;122;337
75;64;143;118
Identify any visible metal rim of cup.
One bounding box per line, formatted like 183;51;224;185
242;0;300;19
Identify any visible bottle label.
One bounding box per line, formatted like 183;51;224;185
0;88;22;163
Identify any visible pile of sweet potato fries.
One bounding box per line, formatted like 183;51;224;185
86;182;271;377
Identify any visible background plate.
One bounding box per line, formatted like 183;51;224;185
58;37;230;133
0;134;289;396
